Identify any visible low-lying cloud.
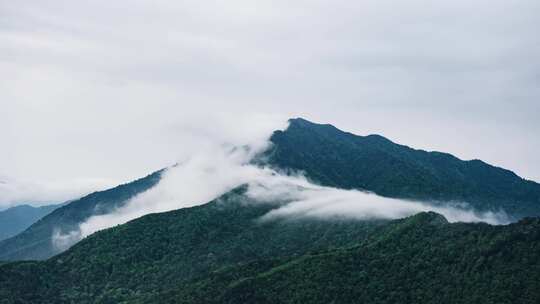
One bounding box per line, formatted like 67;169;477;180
246;176;509;224
52;125;509;250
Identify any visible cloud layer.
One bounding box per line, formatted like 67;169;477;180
246;177;508;224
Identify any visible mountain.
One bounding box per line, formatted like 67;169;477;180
170;213;540;304
0;204;63;242
0;170;163;261
2;117;539;262
0;188;538;303
0;187;385;303
263;118;540;217
1;117;539;302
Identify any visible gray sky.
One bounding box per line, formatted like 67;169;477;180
1;0;539;208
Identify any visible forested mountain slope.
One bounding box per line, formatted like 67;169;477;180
1;188;538;304
0;170;163;261
264;118;540;217
165;213;540;304
0;187;384;303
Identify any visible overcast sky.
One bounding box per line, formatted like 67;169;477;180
1;0;539;208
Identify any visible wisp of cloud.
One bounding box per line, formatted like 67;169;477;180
245;175;509;224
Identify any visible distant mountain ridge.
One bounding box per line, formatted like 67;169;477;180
0;204;63;242
263;118;540;217
0;170;163;261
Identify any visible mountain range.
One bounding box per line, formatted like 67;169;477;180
0;204;62;242
264;118;540;217
0;170;162;260
1;118;539;303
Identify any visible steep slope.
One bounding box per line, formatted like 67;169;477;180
0;170;163;261
152;213;540;304
0;204;63;241
0;187;384;303
263;118;540;217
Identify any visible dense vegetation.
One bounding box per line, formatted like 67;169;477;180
1;189;538;303
0;203;62;241
1;117;539;303
0;170;163;261
0;187;385;303
172;213;540;304
263;118;540;217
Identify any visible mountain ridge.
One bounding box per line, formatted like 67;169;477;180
290;117;531;178
0;204;63;242
264;117;540;217
0;170;163;261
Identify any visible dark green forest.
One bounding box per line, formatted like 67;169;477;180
165;214;540;304
1;188;539;304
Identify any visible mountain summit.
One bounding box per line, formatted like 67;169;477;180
264;118;540;217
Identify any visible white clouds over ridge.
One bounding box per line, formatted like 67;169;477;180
52;137;509;251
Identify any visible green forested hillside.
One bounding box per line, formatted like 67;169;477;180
0;203;62;241
0;170;163;261
151;213;540;304
0;187;383;303
264;118;540;217
0;188;539;304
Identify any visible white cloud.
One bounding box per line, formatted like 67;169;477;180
247;178;509;225
53;117;287;249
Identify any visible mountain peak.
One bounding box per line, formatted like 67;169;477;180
267;118;540;217
408;211;449;226
288;117;337;129
288;117;314;124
